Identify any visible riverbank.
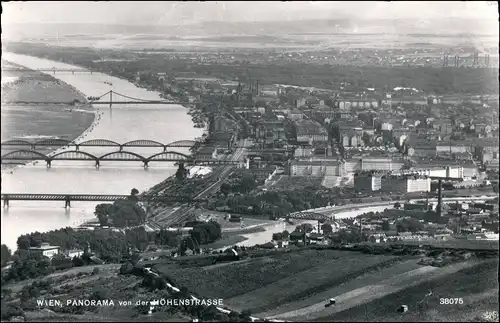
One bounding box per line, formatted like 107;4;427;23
1;52;204;251
1;62;98;171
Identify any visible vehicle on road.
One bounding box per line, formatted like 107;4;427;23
398;305;409;313
325;298;336;307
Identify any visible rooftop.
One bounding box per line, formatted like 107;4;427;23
29;243;60;251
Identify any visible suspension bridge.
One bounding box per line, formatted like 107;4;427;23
2;67;91;74
1;193;206;208
1;150;241;168
1;138;201;152
2;90;188;106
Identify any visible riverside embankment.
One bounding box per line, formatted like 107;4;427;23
1;52;203;251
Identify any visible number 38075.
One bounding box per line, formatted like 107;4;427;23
440;298;464;305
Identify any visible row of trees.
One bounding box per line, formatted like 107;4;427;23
190;221;222;246
220;173;258;196
16;226;180;262
3;226;181;284
1;244;11;268
211;185;363;219
94;194;146;227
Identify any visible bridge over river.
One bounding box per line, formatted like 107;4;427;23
1;193;206;208
2;90;188;106
1;149;240;168
1;138;201;152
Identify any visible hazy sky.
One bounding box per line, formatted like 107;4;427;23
2;1;498;26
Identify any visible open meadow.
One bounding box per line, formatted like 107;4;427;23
153;247;498;321
313;259;499;322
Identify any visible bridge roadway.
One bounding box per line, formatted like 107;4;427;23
2;100;181;105
152;140;247;227
1;138;201;151
1;194;206;208
2;67;90;73
1;150;240;168
285;195;498;221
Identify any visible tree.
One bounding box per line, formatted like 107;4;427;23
1;301;24;321
382;220;391;231
295;223;313;233
90;287;108;301
130;253;140;265
281;230;290;240
220;183;231;195
396;218;424;233
1;244;12;267
94;203;112;226
51;254;73;270
321;224;333;234
175;163;188;180
272;233;283;241
119;262;134;275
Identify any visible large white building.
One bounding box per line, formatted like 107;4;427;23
28;243;60;259
381;175;431;193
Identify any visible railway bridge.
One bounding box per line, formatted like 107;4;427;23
1;138;201;152
1;193;206;208
1;149;240;168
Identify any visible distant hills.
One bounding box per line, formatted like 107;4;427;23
3;18;498;41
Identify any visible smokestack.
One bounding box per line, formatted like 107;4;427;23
437;179;443;217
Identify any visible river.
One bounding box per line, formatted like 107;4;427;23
1;53;203;250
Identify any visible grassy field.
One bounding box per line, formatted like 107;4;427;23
371;239;500;251
259;259;424;317
315;259;499;322
225;254;399;313
12;266;192;322
156;250;353;299
155;249;404;311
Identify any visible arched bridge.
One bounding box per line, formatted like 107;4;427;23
1;138;201;151
1;150;240;168
286;211;332;222
1;193;206;208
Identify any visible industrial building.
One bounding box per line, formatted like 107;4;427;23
381;174;431;193
295;119;329;144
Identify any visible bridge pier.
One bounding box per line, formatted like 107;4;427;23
3;197;9;208
144;162;149;169
72;71;74;75
64;196;71;208
163;146;167;152
46;160;52;168
75;145;80;151
95;160;100;169
119;145;123;152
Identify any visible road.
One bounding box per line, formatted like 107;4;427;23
266;260;483;321
153;139;247;227
301;195;498;218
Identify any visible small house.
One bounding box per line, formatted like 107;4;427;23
63;249;84;259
